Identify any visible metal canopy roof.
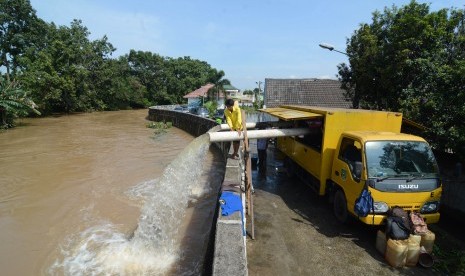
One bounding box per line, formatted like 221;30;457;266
259;107;322;121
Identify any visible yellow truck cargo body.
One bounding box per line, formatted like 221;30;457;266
270;105;402;195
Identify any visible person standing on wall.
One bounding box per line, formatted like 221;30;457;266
224;99;242;159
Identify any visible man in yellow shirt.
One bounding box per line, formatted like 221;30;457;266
224;99;242;159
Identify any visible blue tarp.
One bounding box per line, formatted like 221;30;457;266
220;191;242;216
219;191;245;236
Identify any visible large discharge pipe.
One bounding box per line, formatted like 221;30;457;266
219;123;257;131
218;121;294;131
208;128;311;142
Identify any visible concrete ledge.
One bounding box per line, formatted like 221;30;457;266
213;150;247;276
213;217;248;275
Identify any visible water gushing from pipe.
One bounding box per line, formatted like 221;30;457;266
49;134;211;275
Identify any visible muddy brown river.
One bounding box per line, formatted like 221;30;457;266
0;109;224;275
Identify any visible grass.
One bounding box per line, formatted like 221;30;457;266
146;121;172;136
432;244;465;275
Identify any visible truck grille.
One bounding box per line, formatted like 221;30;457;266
392;205;421;211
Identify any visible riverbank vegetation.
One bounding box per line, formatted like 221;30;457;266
146;121;173;136
0;77;40;128
0;0;227;128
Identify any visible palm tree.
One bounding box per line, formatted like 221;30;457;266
0;77;41;128
207;70;230;105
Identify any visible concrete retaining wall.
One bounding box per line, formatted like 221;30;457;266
148;107;218;137
148;106;248;275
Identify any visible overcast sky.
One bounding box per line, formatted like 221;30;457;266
30;0;465;91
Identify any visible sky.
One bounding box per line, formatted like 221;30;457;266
30;0;465;91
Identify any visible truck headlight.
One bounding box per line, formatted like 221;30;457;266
373;201;389;213
421;201;439;213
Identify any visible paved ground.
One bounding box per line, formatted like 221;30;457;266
245;145;465;276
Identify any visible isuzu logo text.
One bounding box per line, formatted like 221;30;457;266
398;184;418;189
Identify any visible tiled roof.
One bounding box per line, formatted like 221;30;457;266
264;78;352;108
183;83;231;99
183;83;215;98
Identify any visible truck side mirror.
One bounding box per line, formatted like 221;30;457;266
367;179;376;188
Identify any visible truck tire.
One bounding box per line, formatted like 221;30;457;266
333;189;348;223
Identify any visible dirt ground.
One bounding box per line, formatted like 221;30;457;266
246;147;465;276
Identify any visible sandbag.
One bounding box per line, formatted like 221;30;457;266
410;211;428;235
386;207;411;240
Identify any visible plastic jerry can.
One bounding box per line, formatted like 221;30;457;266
420;230;435;254
376;230;387;255
406;238;420;266
409;234;422;245
385;239;408;268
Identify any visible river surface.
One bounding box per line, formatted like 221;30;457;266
0;109;225;275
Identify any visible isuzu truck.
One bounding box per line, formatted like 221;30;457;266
261;105;442;225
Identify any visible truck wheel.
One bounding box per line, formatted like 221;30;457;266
333;189;348;223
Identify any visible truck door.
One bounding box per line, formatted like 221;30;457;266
333;137;365;215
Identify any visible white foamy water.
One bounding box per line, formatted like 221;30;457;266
49;134;212;275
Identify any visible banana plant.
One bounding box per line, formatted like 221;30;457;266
0;77;41;129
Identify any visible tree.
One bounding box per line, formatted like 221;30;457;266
0;0;230;118
338;1;465;157
0;77;40;128
0;0;47;81
19;20;117;113
253;87;262;109
207;70;230;104
164;56;218;104
203;100;218;118
127;51;222;105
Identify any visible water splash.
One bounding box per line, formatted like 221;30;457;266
49;134;212;275
132;134;211;254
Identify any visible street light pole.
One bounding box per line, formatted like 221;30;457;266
319;43;348;56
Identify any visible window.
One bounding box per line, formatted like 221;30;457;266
339;137;362;181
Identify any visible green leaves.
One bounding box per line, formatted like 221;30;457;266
339;1;465;158
0;0;227;128
127;51;221;106
0;77;40;128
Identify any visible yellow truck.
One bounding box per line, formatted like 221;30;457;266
261;105;442;225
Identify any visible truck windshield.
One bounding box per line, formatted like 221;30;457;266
365;141;439;179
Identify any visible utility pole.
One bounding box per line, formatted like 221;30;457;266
255;81;263;108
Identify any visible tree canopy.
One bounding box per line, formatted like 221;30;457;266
338;0;465;157
0;0;227;125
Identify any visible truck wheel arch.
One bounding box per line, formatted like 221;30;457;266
326;180;336;203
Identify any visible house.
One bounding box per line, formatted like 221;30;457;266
222;84;240;98
183;83;217;107
264;78;352;108
183;83;242;109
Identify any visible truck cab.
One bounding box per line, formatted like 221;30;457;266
332;132;441;224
